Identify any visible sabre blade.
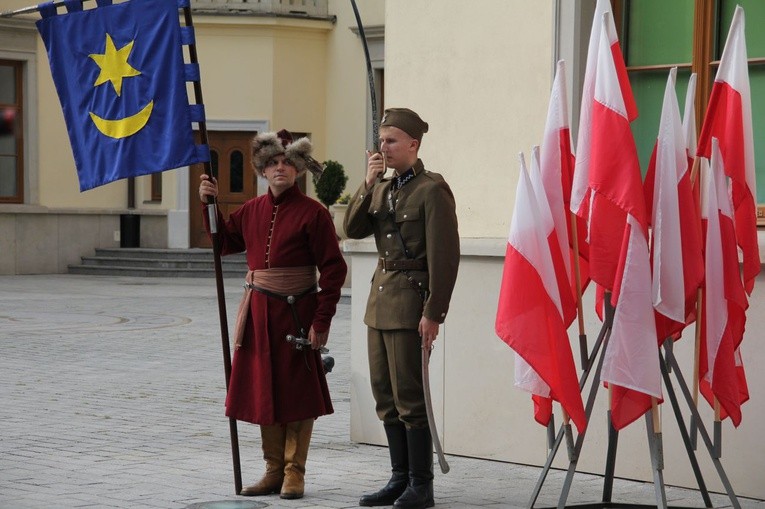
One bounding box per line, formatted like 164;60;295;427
349;0;379;152
422;347;450;474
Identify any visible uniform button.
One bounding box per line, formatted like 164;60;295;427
360;194;364;199
373;210;378;214
386;233;392;239
378;286;384;291
385;251;389;256
440;312;446;317
403;214;408;218
382;269;387;274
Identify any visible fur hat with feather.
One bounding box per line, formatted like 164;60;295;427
251;130;324;178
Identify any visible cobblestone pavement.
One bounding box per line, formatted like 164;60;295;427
1;275;762;509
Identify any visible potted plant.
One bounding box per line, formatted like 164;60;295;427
313;160;349;238
314;160;348;208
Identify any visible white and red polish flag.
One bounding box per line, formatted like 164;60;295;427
570;4;644;291
642;69;704;341
697;5;760;295
580;13;657;430
699;140;749;426
602;212;663;430
680;73;705;327
496;153;586;433
683;73;698;163
541;60;590;306
525;146;579;423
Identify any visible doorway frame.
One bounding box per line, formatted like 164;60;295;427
167;119;269;249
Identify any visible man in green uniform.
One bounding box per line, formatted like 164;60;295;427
345;108;460;509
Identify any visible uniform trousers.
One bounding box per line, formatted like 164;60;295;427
367;327;427;429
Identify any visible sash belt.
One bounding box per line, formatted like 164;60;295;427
245;283;317;302
233;266;317;349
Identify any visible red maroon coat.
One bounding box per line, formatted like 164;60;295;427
207;184;347;425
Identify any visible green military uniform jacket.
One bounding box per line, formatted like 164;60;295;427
344;159;460;330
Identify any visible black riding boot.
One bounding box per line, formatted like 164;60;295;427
393;427;434;509
359;424;409;506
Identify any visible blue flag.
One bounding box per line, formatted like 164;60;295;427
37;0;208;191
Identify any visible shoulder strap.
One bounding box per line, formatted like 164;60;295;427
385;189;427;301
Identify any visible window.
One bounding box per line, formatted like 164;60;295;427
0;60;23;203
618;0;765;215
230;150;243;193
150;173;162;201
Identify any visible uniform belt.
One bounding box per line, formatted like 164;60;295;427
378;258;427;271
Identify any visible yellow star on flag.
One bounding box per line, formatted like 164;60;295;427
89;34;141;96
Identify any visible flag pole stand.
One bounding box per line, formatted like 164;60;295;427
527;296;742;509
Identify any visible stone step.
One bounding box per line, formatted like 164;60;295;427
67;264;245;278
68;248;248;278
93;247;246;261
78;255;248;270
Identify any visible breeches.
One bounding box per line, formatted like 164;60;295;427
367;327;427;428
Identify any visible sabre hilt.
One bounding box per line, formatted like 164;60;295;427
286;334;329;354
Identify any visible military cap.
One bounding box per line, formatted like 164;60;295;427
380;108;429;142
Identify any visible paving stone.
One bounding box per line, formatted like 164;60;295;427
1;275;762;509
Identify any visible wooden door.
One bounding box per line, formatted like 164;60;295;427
190;131;256;248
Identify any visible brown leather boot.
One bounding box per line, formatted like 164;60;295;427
240;424;286;496
280;418;314;499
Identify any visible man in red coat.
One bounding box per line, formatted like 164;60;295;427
199;130;347;499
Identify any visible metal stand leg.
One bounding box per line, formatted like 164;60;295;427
563;423;576;462
663;344;742;509
555;325;612;509
602;413;618;503
645;411;668;509
713;421;722;459
527;325;609;509
659;343;713;508
690;415;698;450
527;310;744;509
547;416;557;451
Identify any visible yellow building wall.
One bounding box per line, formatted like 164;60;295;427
385;0;554;239
325;0;385;195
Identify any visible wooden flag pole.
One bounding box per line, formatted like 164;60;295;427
690;287;703;450
689;155;703;450
570;211;589;370
651;397;661;433
181;4;242;494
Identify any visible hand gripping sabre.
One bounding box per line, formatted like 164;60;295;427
422;346;450;474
